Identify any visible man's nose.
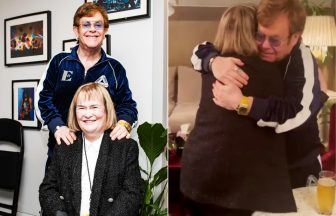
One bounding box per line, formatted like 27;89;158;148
87;24;97;31
260;38;272;49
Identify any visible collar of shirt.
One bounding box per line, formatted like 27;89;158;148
80;133;103;216
84;134;103;154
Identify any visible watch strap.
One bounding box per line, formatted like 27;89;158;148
117;120;132;133
236;96;249;115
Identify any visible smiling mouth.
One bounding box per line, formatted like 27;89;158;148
83;120;96;123
261;51;274;55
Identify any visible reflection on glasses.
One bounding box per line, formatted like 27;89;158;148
255;32;289;48
80;21;104;30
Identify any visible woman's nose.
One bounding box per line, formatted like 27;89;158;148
83;108;94;117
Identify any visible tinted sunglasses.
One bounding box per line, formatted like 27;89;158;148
80;21;104;31
255;32;290;48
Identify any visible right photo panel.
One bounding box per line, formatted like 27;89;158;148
168;0;336;215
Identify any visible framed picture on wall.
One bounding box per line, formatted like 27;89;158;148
12;80;41;129
62;34;111;55
85;0;150;23
4;11;51;66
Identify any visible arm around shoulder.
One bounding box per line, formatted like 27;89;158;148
191;41;219;73
249;44;327;133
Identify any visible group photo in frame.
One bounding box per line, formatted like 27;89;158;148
62;34;111;55
4;11;51;66
85;0;150;23
12;80;41;129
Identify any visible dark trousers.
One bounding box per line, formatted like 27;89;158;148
289;157;321;188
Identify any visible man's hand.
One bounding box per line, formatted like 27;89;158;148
54;126;76;145
211;57;249;88
212;80;242;110
110;124;131;140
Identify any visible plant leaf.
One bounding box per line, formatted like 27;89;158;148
139;166;149;177
137;122;167;166
153;182;167;209
151;166;167;187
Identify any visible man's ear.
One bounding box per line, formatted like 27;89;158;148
73;26;79;39
290;32;301;47
103;28;108;35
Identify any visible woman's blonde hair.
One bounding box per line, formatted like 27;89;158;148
68;83;116;132
214;4;258;56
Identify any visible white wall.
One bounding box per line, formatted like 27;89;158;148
0;0;166;215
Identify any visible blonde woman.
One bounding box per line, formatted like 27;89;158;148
39;83;142;216
180;5;295;215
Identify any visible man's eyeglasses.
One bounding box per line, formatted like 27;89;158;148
255;32;289;48
80;21;104;31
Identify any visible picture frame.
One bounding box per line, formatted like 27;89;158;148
62;34;111;55
4;11;51;66
85;0;150;23
12;80;41;129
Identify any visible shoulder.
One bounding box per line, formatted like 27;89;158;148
51;52;70;63
104;56;125;72
105;137;139;153
241;55;270;66
118;138;138;148
55;140;80;156
290;42;313;61
113;138;138;147
241;55;280;75
47;52;72;69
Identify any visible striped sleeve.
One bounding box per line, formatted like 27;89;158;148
190;41;219;73
35;55;65;133
250;43;327;133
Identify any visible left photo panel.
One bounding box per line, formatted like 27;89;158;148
0;0;168;215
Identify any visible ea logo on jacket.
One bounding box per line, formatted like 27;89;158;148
60;71;109;89
61;70;73;81
95;75;109;88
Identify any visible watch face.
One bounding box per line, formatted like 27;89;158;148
238;106;248;115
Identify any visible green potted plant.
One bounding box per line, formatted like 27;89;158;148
137;122;167;216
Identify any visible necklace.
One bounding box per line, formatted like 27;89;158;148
83;134;92;191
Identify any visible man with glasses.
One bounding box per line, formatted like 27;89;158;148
191;0;328;188
35;3;137;170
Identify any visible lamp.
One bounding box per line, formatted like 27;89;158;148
302;16;336;62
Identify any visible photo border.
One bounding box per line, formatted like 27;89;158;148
85;0;150;23
4;11;51;66
12;79;41;129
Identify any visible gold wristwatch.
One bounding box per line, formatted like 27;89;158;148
236;96;249;115
117;120;132;133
